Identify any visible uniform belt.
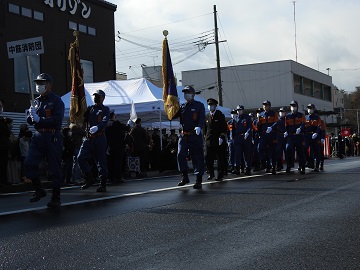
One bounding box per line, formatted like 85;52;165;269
89;131;105;138
37;128;56;133
182;130;195;135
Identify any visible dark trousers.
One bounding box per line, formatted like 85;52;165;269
0;149;8;184
205;144;226;176
24;131;63;188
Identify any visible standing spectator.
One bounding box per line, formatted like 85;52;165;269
6;117;20;184
129;118;149;177
105;111;127;183
61;127;74;185
25;73;64;208
78;89;110;192
69;123;86;184
150;128;161;171
19;130;32;183
0;102;11;186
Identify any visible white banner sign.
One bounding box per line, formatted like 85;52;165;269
7;36;44;59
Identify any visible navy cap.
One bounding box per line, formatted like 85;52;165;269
262;100;271;106
256;107;264;113
307;103;315;109
231;109;237;114
34;73;53;82
279;107;285;112
182;85;195;93
207;98;218;105
93;89;105;97
290;100;298;106
236;105;244;110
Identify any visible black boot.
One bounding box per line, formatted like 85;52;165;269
207;170;215;180
245;168;251;176
30;179;46;203
178;171;190;186
193;175;202;189
271;166;276;175
81;172;95;190
96;178;107;192
47;188;61;208
300;165;305;174
216;171;224;181
320;161;324;171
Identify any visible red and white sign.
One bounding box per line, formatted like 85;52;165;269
341;128;351;137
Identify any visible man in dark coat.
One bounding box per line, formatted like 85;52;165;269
204;98;227;181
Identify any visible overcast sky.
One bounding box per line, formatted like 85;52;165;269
109;0;360;92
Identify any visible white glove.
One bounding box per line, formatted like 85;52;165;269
321;139;325;144
29;106;37;117
312;133;318;139
266;127;272;134
194;127;201;136
127;119;133;126
31;114;40;123
296;128;301;135
284;131;288;138
89;126;98;134
219;137;223;145
244;132;249;140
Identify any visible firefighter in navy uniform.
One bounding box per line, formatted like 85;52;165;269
25;73;64;208
252;108;263;172
233;105;253;176
78;89;110;191
174;85;205;189
272;107;287;171
304;103;322;172
257;100;279;175
284;100;306;174
204;98;227;181
226;110;237;173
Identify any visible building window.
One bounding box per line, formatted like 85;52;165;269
81;59;94;83
88;27;96;36
69;21;77;30
33;11;44;21
14;55;40;94
21;7;32;18
8;3;20;14
78;24;87;34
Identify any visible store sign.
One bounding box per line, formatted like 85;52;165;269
7;36;44;59
44;0;91;19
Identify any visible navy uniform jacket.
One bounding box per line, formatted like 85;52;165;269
258;110;279;135
204;109;227;147
285;112;306;133
84;104;110;135
304;113;322;135
234;114;252;139
174;100;205;133
27;91;64;130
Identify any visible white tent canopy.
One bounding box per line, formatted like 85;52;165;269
61;78;232;125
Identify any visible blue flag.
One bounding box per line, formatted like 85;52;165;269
162;37;179;120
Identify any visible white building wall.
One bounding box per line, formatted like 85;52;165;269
182;60;334;123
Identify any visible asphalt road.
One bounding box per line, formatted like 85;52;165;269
1;157;360;270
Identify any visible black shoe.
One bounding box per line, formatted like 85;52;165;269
81;182;93;190
47;199;61;208
245;169;251;176
193;182;202;189
300;166;305;174
215;173;224;181
207;175;215;180
286;166;291;173
96;185;107;192
177;178;190;186
320;166;324;171
30;189;47;203
271;168;276;175
314;167;319;172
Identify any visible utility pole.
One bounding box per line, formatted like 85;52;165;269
292;1;298;62
213;5;223;106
